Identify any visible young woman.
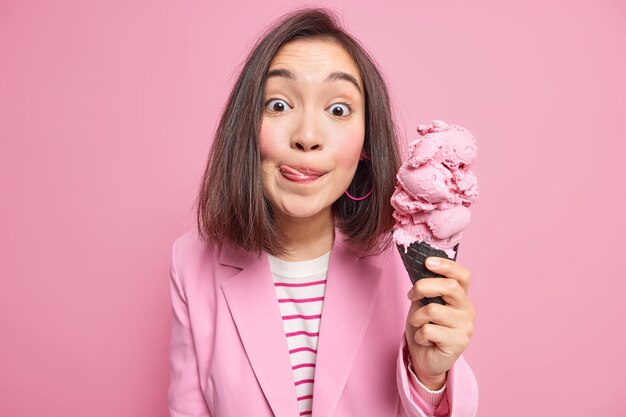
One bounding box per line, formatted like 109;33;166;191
168;7;478;417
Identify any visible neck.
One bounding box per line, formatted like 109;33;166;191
275;208;335;261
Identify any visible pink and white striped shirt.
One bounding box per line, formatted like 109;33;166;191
268;251;329;416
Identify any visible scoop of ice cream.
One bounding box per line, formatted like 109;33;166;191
391;120;479;257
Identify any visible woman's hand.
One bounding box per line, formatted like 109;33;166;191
405;257;476;390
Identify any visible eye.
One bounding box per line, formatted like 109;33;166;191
265;98;292;113
327;103;352;117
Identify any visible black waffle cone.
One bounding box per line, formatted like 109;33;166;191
397;241;459;306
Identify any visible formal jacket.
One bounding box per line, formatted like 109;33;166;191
168;227;478;417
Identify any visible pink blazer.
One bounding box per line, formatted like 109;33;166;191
168;228;478;417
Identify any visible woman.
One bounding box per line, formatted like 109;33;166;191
168;7;478;417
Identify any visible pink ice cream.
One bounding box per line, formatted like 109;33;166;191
391;120;478;258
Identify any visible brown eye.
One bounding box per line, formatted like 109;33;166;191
265;98;292;112
327;103;351;117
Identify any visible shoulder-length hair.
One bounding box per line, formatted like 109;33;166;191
196;7;401;256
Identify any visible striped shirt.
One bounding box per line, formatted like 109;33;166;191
268;251;329;417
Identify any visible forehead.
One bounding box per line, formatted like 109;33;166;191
268;39;362;84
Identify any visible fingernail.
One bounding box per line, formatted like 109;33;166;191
407;288;414;299
426;257;440;267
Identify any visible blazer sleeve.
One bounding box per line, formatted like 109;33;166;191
396;335;478;417
168;238;213;417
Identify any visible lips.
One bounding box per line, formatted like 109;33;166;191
279;165;326;183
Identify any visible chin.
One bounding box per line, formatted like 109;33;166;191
273;199;333;221
281;205;326;220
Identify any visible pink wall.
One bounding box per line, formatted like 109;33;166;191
1;1;624;416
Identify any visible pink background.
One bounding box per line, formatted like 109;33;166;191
1;0;625;416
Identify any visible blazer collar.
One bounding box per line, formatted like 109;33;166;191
310;232;383;417
218;242;259;269
220;250;300;417
219;228;384;417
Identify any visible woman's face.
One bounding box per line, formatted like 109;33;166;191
259;38;366;225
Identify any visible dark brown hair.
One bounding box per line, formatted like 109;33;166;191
196;7;401;256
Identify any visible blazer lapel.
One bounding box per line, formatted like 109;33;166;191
219;246;300;417
311;231;383;417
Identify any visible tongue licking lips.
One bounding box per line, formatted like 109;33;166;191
280;165;323;182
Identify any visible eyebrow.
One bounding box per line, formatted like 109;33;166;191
266;68;362;95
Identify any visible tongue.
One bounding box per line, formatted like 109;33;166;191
281;165;313;177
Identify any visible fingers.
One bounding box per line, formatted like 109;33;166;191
408;301;465;329
412;323;471;353
425;257;471;294
407;276;469;308
406;259;476;357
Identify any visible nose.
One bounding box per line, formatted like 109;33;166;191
290;111;324;152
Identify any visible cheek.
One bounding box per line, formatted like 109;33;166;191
258;120;281;159
336;126;366;167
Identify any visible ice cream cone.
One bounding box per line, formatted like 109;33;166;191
397;242;459;306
